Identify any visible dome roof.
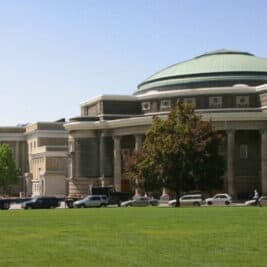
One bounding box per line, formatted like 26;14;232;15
136;49;267;94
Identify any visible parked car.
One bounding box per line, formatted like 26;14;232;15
205;193;232;206
21;197;60;209
73;195;108;208
92;186;131;206
121;197;159;207
259;196;267;206
168;194;204;207
0;199;11;210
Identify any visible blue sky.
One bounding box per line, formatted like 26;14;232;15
0;0;266;125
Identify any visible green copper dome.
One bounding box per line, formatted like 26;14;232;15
136;49;267;94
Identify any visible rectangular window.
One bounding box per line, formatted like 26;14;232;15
236;96;249;107
209;96;222;108
240;144;248;159
160;99;171;111
141;102;151;112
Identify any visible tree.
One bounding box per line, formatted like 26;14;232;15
123;150;163;194
124;103;225;205
0;144;19;195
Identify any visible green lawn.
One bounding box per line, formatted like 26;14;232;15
0;207;267;267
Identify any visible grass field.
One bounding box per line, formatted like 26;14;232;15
0;207;267;267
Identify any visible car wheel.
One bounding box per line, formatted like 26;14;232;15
193;202;200;207
225;201;230;205
207;201;212;205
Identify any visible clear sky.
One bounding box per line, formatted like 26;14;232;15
0;0;266;125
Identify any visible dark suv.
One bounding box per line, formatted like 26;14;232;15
21;197;60;209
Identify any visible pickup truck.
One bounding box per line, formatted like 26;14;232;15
92;186;131;206
0;199;11;210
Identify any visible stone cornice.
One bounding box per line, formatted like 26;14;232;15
80;94;137;107
25;130;68;140
64;111;267;132
79;84;267;108
0;133;26;141
138;74;267;93
31;151;68;158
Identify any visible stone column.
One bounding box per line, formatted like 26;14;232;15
134;134;143;151
99;133;105;184
15;141;20;169
133;135;143;197
21;142;27;173
75;139;80;178
261;130;267;195
227;130;235;197
160;187;170;203
69;140;75;179
113;136;121;191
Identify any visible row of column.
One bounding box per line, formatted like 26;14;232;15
115;130;267;196
113;134;143;191
69;129;267;196
227;129;267;196
69;134;143;192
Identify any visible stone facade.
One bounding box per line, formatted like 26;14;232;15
2;49;267;199
0;122;68;197
64;50;267;199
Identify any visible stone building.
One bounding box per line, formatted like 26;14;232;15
64;49;267;199
25;122;68;197
0;126;27;195
0;121;68;197
2;49;267;199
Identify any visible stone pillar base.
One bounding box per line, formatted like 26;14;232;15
159;187;170;204
133;188;142;199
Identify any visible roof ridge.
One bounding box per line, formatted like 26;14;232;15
195;49;254;59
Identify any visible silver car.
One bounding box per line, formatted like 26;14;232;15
205;193;232;206
73;195;108;208
121;197;159;207
168;194;203;207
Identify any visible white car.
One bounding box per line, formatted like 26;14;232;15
259;196;267;206
73;195;108;208
205;193;232;206
168;194;203;207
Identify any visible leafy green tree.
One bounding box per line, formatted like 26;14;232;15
124;103;225;205
0;144;19;194
124;150;163;194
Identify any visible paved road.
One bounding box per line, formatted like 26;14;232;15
7;200;251;210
